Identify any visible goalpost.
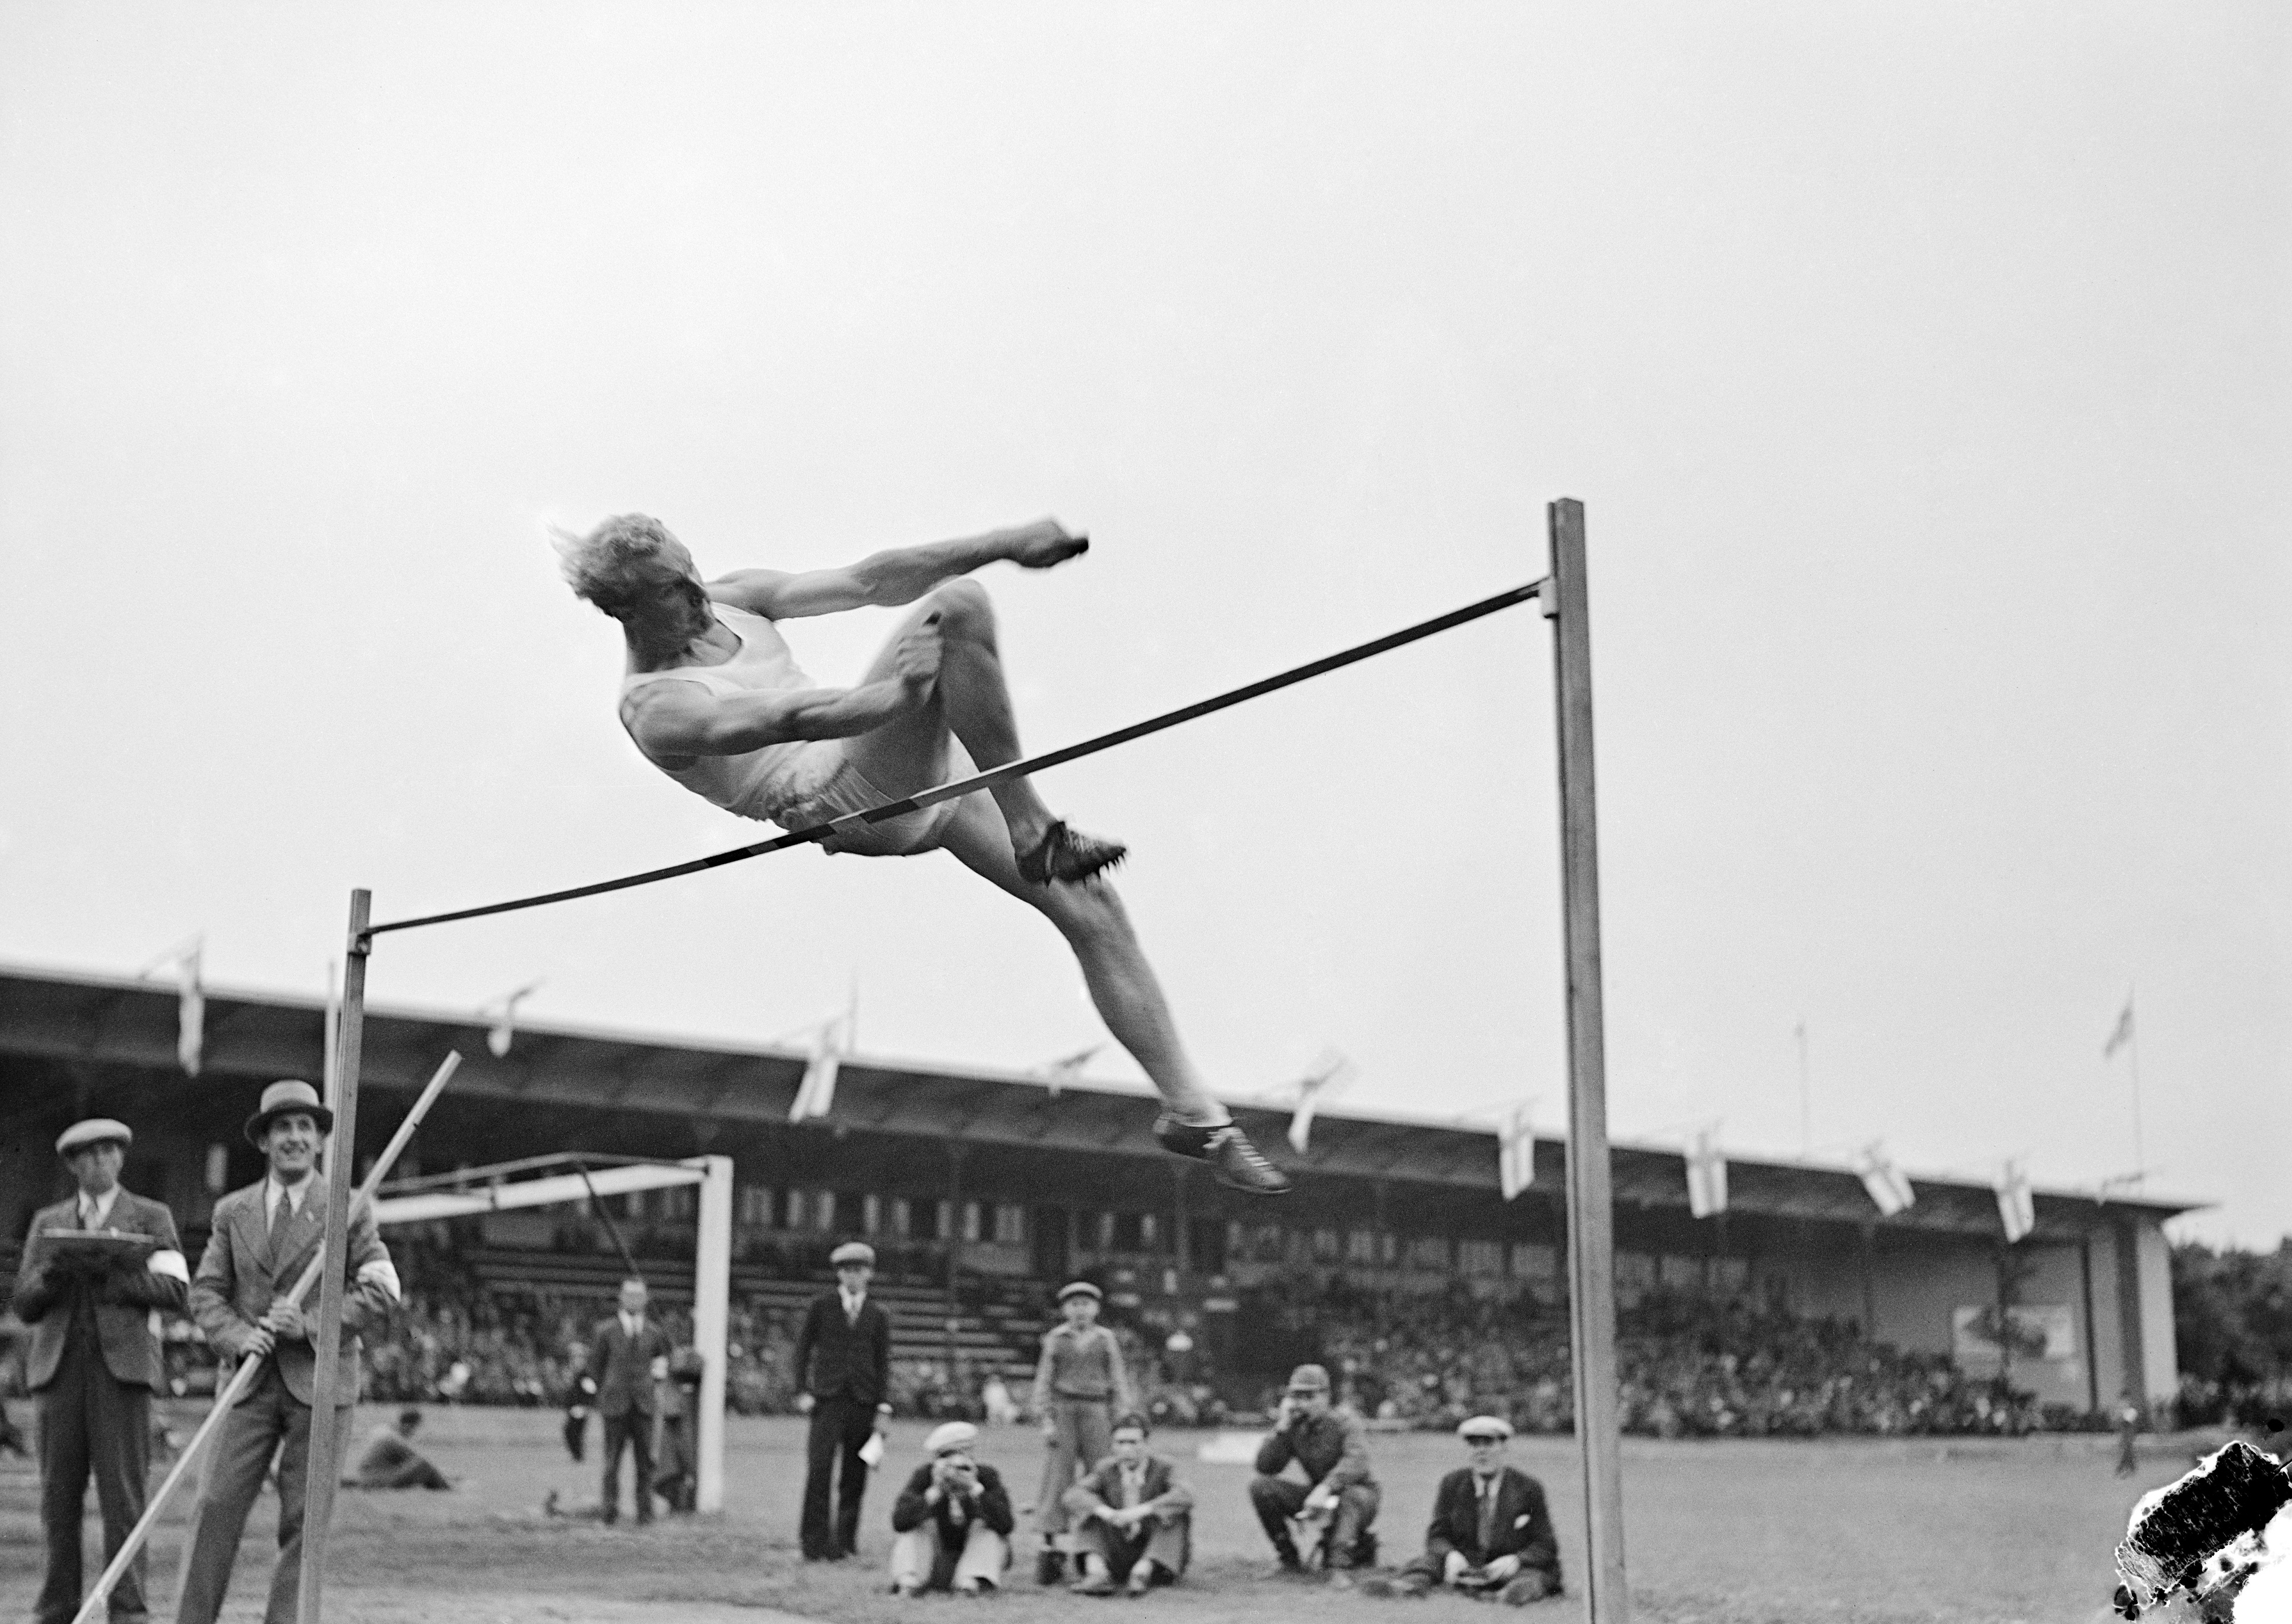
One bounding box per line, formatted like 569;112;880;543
370;1153;736;1513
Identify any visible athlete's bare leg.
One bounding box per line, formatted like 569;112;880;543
839;581;1285;1192
842;579;1058;856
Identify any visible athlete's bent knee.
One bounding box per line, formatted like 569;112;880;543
927;577;995;637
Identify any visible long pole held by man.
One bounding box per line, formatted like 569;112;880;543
555;513;1291;1195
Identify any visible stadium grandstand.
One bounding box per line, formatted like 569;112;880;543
2;963;2193;1435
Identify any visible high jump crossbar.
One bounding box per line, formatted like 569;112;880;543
358;577;1546;942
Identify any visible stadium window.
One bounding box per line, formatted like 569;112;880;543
1659;1254;1702;1291
623;1191;645;1219
1312;1228;1340;1261
1408;1236;1451;1271
862;1194;882;1235
889;1197;911;1239
994;1203;1026;1245
1459;1239;1504;1276
1140;1214;1159;1251
962;1200;984;1242
934;1199;955;1241
1345;1229;1377;1264
1379;1233;1398;1265
660;1186;695;1222
1509;1243;1557;1282
738;1187;772;1227
815;1191;839;1232
1097;1212;1117;1251
1711;1257;1750;1295
205;1144;229;1192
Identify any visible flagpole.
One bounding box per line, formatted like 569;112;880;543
2125;987;2144;1181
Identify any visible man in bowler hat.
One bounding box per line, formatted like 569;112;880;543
176;1080;400;1624
13;1117;189;1624
794;1239;893;1558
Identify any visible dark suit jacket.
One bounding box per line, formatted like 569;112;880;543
1422;1465;1559;1573
587;1315;672;1418
890;1460;1016;1539
189;1175;395;1408
10;1190;188;1391
792;1291;891;1405
1061;1450;1195;1525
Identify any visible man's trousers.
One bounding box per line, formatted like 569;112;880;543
800;1397;876;1558
174;1363;353;1624
599;1410;655;1525
34;1346;151;1624
1074;1512;1191;1584
889;1518;1009;1591
1248;1474;1380;1566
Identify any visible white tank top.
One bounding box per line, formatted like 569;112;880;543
619;604;822;823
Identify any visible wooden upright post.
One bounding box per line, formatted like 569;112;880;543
297;889;370;1624
1547;500;1629;1623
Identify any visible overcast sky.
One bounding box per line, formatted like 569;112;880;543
3;4;2284;1248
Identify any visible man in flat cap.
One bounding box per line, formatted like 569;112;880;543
585;1276;671;1526
794;1239;893;1559
177;1080;400;1624
12;1117;188;1624
1029;1280;1133;1585
1063;1411;1195;1597
889;1420;1016;1595
1366;1416;1560;1604
1250;1362;1380;1577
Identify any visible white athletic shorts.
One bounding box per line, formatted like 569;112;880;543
766;737;979;858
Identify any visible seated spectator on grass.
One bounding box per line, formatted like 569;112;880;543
1365;1416;1558;1604
889;1421;1015;1596
345;1409;452;1491
1250;1363;1380;1575
1062;1412;1193;1597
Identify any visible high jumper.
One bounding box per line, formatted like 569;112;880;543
555;513;1291;1195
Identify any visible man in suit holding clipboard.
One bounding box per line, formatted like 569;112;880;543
793;1240;893;1560
586;1277;671;1525
12;1116;189;1624
176;1080;400;1624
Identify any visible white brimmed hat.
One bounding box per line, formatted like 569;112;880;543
56;1118;132;1156
1459;1414;1514;1442
925;1421;978;1456
244;1080;333;1146
1057;1280;1102;1304
830;1241;876;1267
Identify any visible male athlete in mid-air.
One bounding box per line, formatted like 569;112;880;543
556;513;1289;1195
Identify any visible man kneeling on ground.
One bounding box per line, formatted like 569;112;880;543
890;1422;1015;1596
344;1407;452;1490
1365;1416;1560;1605
1063;1412;1194;1597
1250;1362;1380;1575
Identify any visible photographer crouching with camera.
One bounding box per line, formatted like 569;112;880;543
888;1421;1015;1596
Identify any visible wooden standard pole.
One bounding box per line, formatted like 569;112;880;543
296;889;370;1624
1547;499;1629;1623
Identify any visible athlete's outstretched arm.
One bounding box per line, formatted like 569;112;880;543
706;517;1087;620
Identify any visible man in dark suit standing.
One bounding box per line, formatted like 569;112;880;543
793;1239;892;1560
1365;1416;1561;1604
176;1080;400;1624
12;1116;190;1624
587;1276;671;1525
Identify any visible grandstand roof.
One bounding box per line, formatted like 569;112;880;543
2;962;2205;1239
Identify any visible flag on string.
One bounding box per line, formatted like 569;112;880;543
789;982;859;1122
2102;997;2135;1060
175;940;204;1077
483;980;544;1059
1286;1049;1355;1155
1686;1128;1729;1219
1032;1044;1104;1100
1856;1144;1915;1217
1497;1103;1537;1201
1995;1160;2035;1244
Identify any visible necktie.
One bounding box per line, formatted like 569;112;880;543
1477;1477;1499;1554
269;1189;290;1252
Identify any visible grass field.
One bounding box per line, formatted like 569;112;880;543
0;1403;2175;1624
